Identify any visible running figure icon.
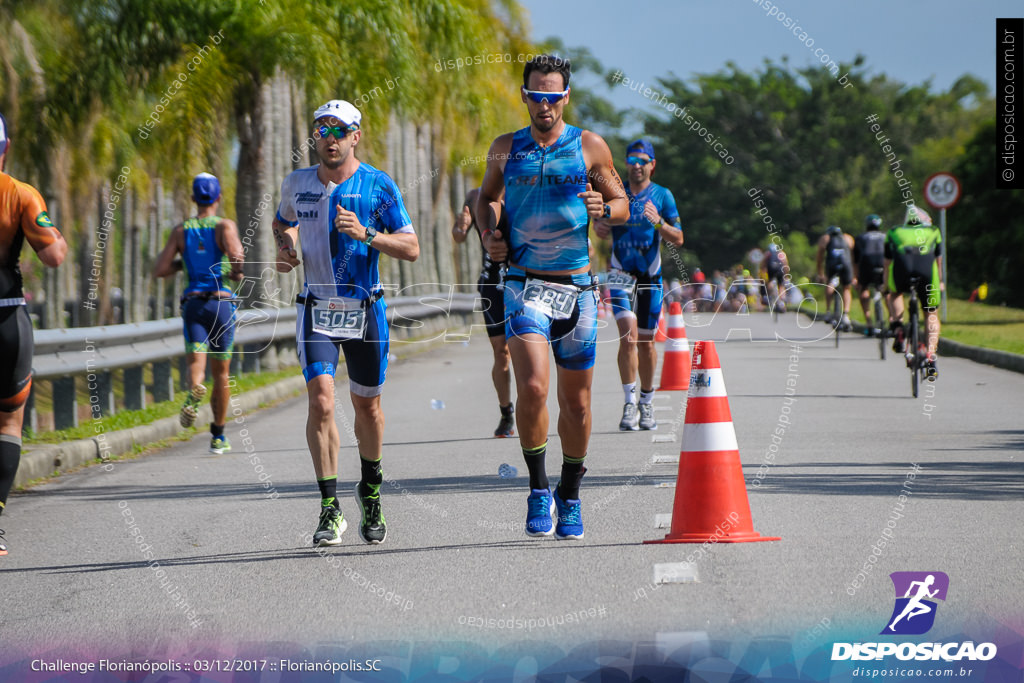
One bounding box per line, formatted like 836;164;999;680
881;571;949;635
888;574;939;631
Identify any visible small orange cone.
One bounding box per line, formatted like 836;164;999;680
646;341;780;544
657;302;690;391
654;310;668;342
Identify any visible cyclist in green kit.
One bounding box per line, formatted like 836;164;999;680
885;205;942;379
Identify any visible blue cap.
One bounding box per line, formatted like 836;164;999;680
626;138;655;160
192;172;220;205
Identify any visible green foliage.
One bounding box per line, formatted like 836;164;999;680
623;60;990;280
949;120;1024;306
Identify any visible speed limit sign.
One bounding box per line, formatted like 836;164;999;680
924;172;961;209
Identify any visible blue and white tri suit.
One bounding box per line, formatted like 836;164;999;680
607;182;679;334
276;164;413;396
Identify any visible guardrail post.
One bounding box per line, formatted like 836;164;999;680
275;340;295;369
90;371;116;417
53;376;78;430
259;344;280;372
124;366;146;411
178;355;190;391
23;383;38;436
153;361;174;402
242;344;260;373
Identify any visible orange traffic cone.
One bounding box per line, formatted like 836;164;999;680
654;310;667;342
646;341;780;544
657;302;690;391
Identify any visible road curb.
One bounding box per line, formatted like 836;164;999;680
16;375;308;489
936;337;1024;374
16;324;470;490
798;307;1024;375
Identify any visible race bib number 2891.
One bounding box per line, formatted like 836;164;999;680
523;279;578;320
311;297;366;339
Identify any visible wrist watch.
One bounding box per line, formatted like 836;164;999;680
602;203;612;219
364;226;377;246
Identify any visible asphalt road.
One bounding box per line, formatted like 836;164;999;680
1;309;1021;675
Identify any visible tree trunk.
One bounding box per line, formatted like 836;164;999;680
47;144;71;329
76;192;96;328
235;76;271;295
98;183;114;325
120;184;131;324
291;78;309;170
132;182;145;323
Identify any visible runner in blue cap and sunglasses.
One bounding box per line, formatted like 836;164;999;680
593;139;683;431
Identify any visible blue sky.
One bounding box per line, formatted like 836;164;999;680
517;0;1009;115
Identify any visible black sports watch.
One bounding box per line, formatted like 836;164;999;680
602;203;612;219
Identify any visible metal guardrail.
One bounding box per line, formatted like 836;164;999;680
28;293;480;432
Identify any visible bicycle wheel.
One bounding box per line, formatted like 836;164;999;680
875;295;886;360
909;295;919;398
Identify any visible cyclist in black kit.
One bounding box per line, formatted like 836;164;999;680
816;225;855;331
452;187;514;437
854;213;887;334
761;243;788;311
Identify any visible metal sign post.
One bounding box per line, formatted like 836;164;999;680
939;208;947;321
924;172;961;323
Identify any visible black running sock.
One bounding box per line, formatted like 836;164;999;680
500;403;514;417
0;436;22;513
210;423;224;438
522;442;549;491
558;455;587;500
317;475;338;508
360;457;383;496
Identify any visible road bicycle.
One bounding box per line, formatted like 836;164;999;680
904;276;925;398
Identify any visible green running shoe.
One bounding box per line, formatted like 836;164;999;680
179;384;207;428
313;504;346;546
209;435;231;454
354;483;387;544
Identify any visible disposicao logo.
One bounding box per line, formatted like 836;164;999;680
882;571;948;635
831;571;997;662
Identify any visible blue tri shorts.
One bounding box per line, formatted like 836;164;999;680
608;273;664;335
296;296;389;397
503;267;598;371
181;296;236;360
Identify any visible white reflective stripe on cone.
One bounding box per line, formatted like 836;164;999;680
665;337;690;353
681;421;739;453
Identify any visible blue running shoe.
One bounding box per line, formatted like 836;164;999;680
525;488;554;537
553;487;584;540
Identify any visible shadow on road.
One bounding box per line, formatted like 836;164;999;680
748;457;1023;500
0;539;645;576
14;472;687;503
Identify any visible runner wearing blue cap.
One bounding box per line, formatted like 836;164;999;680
477;55;629;540
593;139;683;431
273;100;419;547
154;173;244;454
